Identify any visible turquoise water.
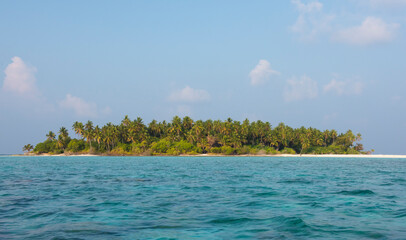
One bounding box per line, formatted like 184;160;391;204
1;156;406;239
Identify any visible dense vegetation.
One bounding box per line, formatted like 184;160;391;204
24;116;369;156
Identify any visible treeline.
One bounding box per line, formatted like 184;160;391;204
24;116;368;155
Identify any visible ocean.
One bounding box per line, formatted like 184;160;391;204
1;156;405;239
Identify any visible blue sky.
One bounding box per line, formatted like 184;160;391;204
1;0;405;154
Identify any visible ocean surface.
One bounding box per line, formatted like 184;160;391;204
1;156;405;239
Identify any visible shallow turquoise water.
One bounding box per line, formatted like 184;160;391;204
1;156;406;239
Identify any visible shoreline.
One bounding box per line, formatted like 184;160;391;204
9;153;406;158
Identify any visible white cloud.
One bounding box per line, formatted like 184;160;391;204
249;60;280;86
291;0;334;40
168;86;210;103
284;75;318;102
323;79;364;95
333;17;399;45
2;56;40;97
59;94;111;118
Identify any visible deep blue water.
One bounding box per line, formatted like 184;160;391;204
1;156;406;239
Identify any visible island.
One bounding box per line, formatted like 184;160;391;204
23;116;370;156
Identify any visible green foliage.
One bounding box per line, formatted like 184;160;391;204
23;144;34;152
238;146;251;154
265;147;279;155
151;138;172;154
221;146;235;155
30;115;366;155
346;148;361;154
249;147;259;155
66;139;86;152
166;148;180;156
34;140;57;153
110;147;130;155
173;140;195;154
131;141;149;154
209;147;222;154
116;143;131;152
281;147;296;154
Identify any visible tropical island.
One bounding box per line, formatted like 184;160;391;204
23;116;369;156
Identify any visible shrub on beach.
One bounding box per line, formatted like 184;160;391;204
249;147;259;155
34;140;57;153
221;146;235;155
209;147;222;154
66;139;86;153
281;147;296;154
174;140;195;154
166;148;180;156
266;147;279;155
151;139;172;154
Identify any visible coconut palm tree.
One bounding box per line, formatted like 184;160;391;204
46;131;56;141
94;126;102;149
59;127;69;139
23;144;34;153
84;120;94;151
121;115;131;127
170;116;182;141
73;121;84;138
182;116;194;133
148;120;161;138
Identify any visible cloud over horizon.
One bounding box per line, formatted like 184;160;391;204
333;17;399;45
2;57;40;98
168;86;211;103
284;75;318;102
249;60;280;86
59;94;111;118
323;79;364;95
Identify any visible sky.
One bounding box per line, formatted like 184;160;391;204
0;0;405;154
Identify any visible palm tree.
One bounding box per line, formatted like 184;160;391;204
128;121;137;144
121;115;131;127
241;119;250;145
73;121;84;138
102;122;117;151
134;117;147;143
46;131;56;141
300;129;311;155
59;127;69;140
187;130;197;144
148;120;160;138
94;126;102;149
84;120;94;151
23;144;34;153
182;116;194;133
330;130;337;145
170;116;182;141
323;130;330;146
57;135;65;150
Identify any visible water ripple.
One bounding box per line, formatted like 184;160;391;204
1;156;405;239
